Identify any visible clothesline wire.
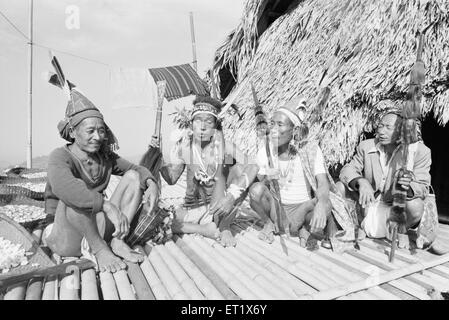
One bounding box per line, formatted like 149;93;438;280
0;9;111;67
0;9;30;41
0;9;198;71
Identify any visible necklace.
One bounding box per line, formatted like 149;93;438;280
277;152;295;190
192;139;220;186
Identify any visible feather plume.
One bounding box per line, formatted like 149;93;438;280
48;51;71;99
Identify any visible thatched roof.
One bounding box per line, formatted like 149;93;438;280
211;0;449;167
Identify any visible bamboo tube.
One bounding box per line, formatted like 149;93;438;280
81;268;99;300
246;229;348;284
125;261;155;300
59;274;80;300
318;248;430;300
139;258;171;300
41;275;57;300
239;232;332;291
204;238;296;299
193;236;276;299
99;271;119;300
165;241;224;300
113;270;136;300
235;239;314;296
348;246;440;293
174;237;238;300
25;278;42;300
429;265;449;280
350;291;377;300
300;253;449;300
379;283;418;300
154;244;204;300
3;282;27;300
367;287;401;300
416;271;449;291
249;230;353;285
146;245;190;300
347;250;435;296
198;237;281;299
182;235;257;300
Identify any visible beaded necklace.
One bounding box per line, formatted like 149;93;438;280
192;136;221;186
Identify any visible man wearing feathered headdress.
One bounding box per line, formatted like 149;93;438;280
149;95;259;247
248;97;341;248
42;57;165;273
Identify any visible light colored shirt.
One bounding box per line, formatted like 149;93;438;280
256;144;326;204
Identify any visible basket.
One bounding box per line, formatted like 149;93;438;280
0;212;54;279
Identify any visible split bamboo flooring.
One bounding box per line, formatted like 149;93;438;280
2;222;449;300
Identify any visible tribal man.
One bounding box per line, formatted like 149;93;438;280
249;97;338;248
150;95;259;247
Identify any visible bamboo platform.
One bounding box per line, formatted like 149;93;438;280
2;222;449;300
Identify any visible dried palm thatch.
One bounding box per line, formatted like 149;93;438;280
211;0;449;167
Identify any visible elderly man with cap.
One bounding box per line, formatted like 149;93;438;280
337;110;445;253
43;78;161;273
249;98;338;247
150;95;259;247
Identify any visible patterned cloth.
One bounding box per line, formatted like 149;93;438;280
148;64;209;101
125;205;174;247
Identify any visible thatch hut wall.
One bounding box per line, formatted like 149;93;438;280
212;0;449;167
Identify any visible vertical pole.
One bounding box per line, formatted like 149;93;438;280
27;0;34;168
189;12;197;72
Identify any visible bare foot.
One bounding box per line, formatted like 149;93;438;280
429;240;449;255
397;233;410;249
111;238;145;263
258;222;275;244
95;246;126;273
219;230;236;247
201;223;220;239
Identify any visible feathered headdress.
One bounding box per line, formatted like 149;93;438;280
47;52;119;153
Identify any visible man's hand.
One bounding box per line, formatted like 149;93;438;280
210;193;235;218
103;200;129;240
357;178;375;208
310;200;327;233
397;172;413;191
143;179;159;214
265;168;280;181
149;135;160;149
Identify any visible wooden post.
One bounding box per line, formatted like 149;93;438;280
189;12;198;72
27;0;34;168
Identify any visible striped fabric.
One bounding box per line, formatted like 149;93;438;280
148;64;209;101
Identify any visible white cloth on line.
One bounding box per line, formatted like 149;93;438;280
109;67;160;109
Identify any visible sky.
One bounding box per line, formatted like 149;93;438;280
0;0;245;168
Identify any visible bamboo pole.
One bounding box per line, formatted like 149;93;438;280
430;265;449;280
3;282;27;300
59;257;80;300
26;0;33;168
367;287;401;300
154;245;204;300
41;275;57;300
301;254;449;300
139;258;171;300
113;270;136;300
247;229;349;285
25;278;42;300
239;232;332;291
235;239;315;296
165;241;224;300
146;245;190;300
189;12;197;72
182;235;257;300
193;236;276;300
379;283;418;300
347;249;435;296
125;261;155;300
81;268;99;300
317;247;429;299
202;237;292;299
99;271;119;300
174;237;239;300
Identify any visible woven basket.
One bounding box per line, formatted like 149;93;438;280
0;212;54;279
0;185;44;201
